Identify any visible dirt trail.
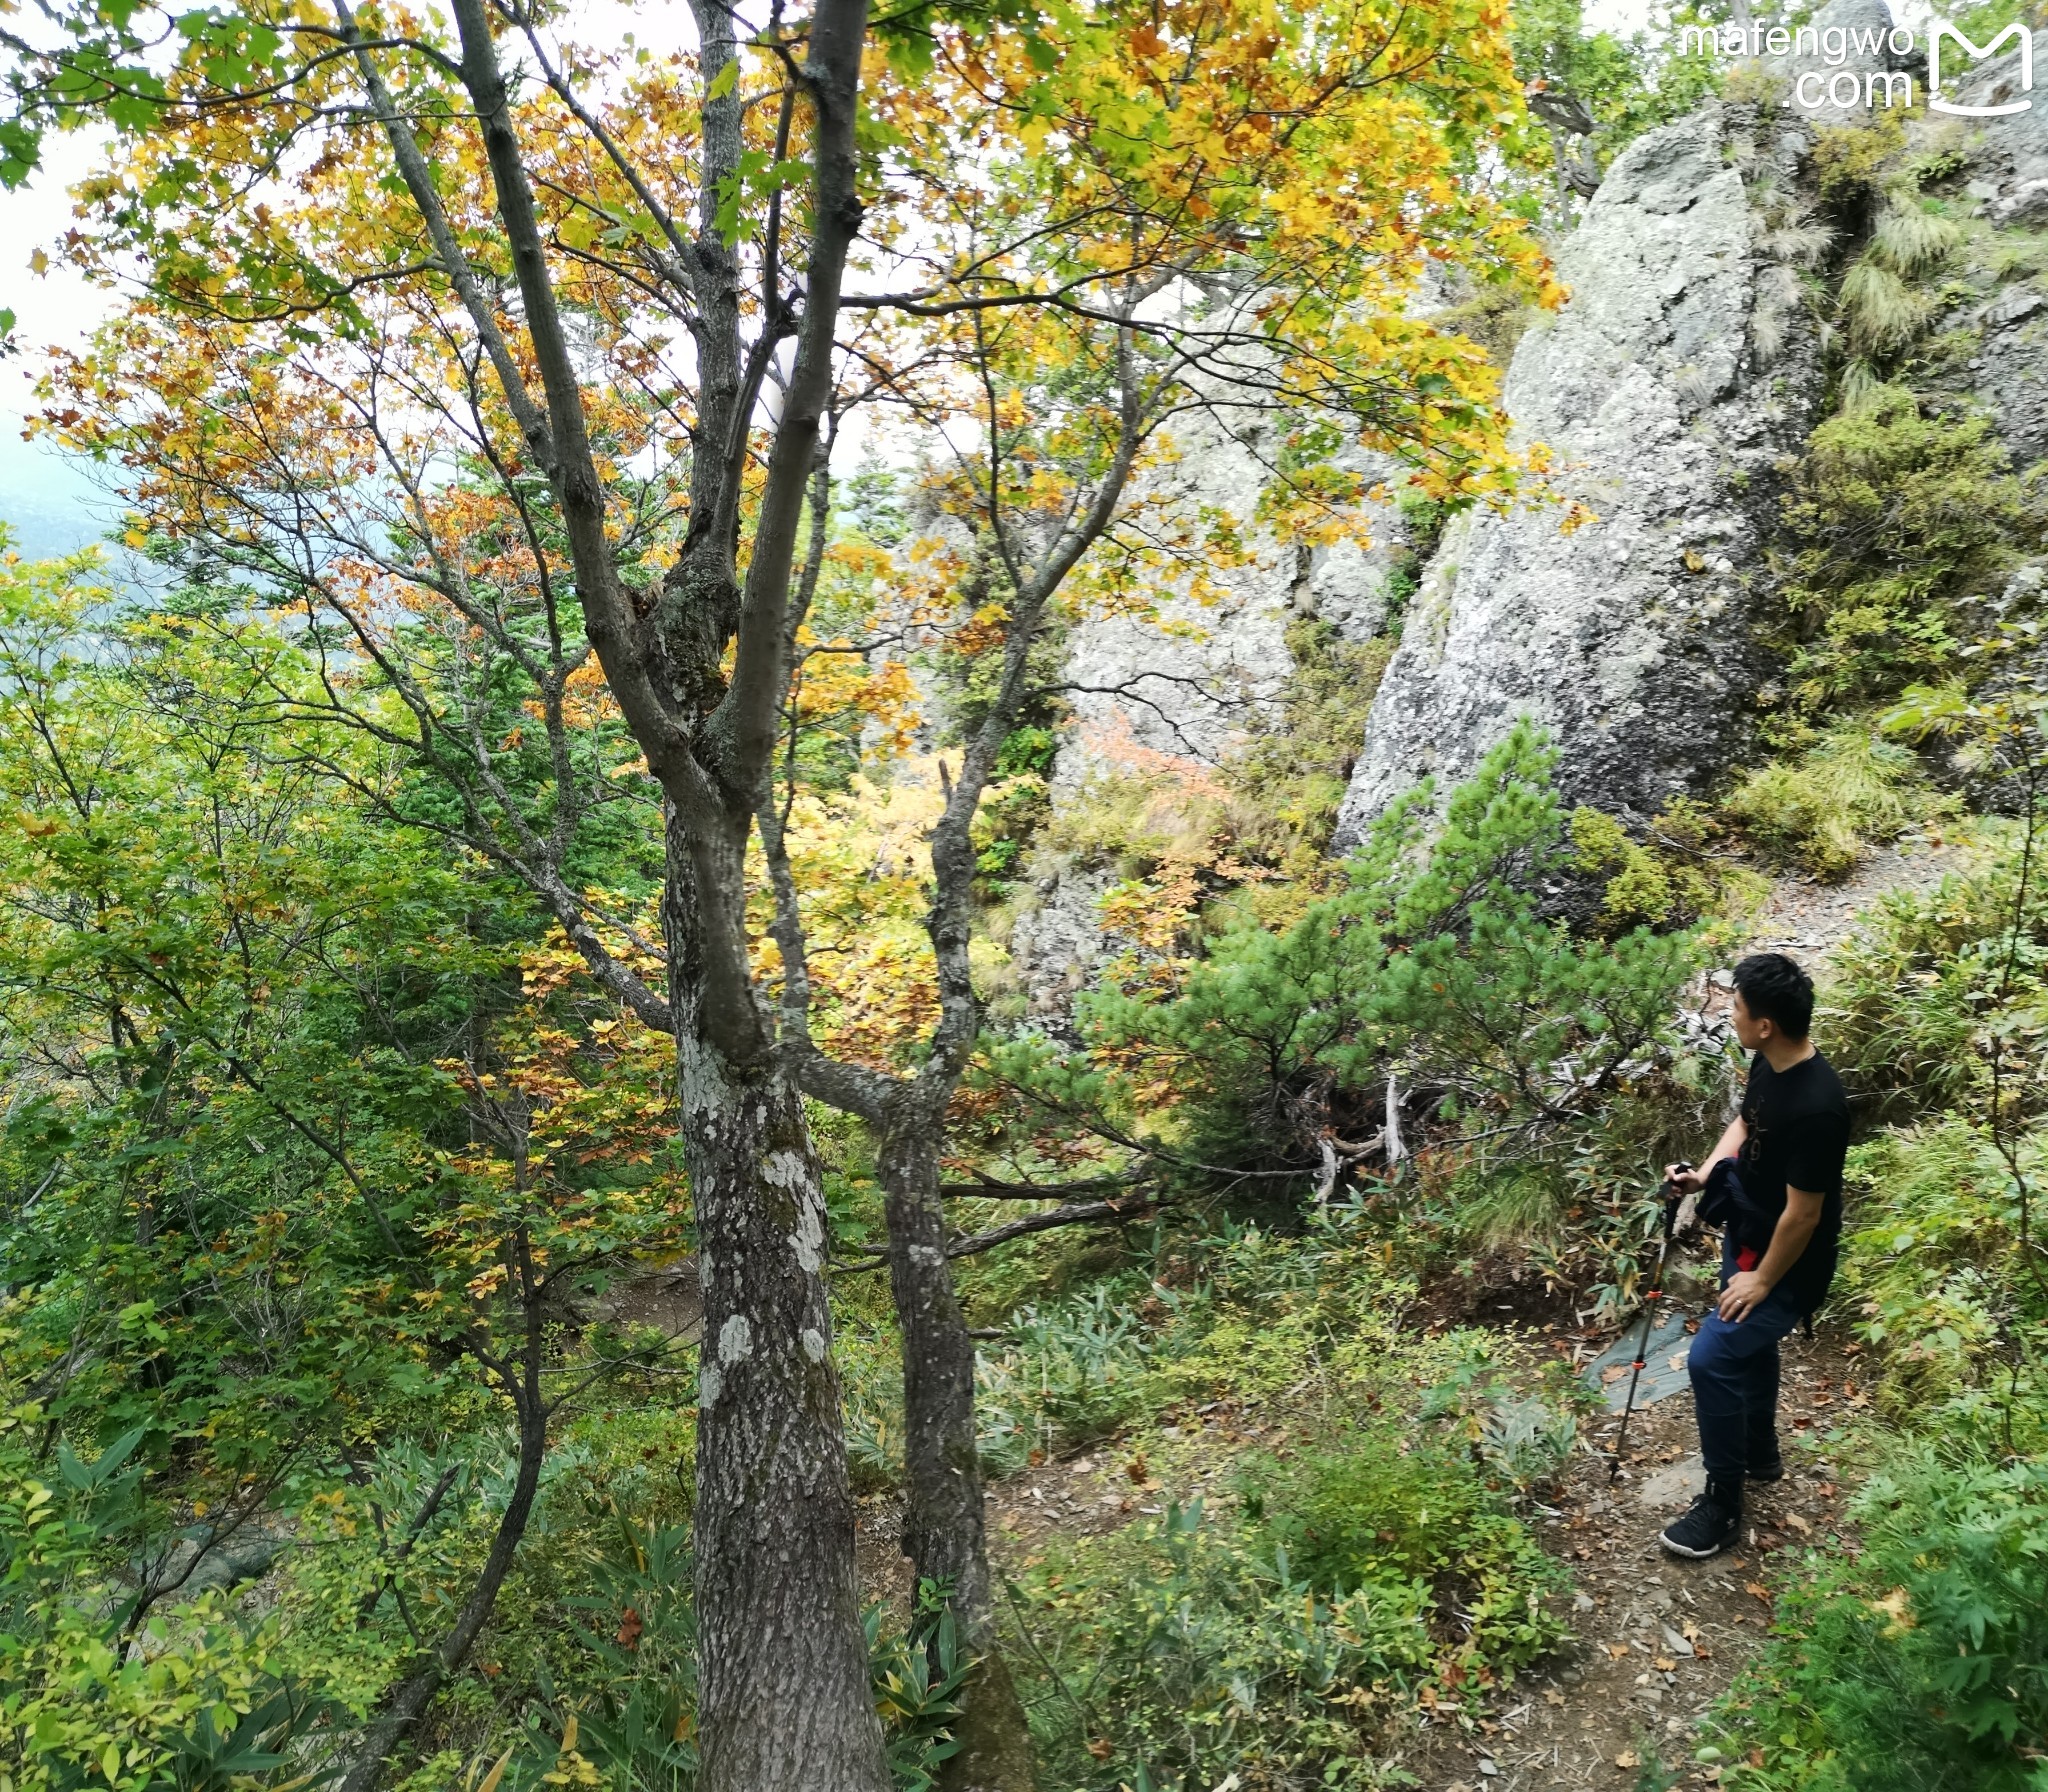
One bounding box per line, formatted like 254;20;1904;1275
1394;1321;1869;1791
1399;840;1973;1787
846;842;1972;1785
1742;836;1969;959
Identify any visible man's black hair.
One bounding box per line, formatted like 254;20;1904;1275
1731;952;1814;1039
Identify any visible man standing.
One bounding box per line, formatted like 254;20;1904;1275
1658;953;1850;1559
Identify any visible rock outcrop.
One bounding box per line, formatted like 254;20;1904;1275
1046;424;1415;782
1915;30;2048;795
1014;17;2048;1002
1333;102;1824;843
1921;28;2048;479
1008;418;1422;1013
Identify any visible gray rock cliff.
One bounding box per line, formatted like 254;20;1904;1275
1047;422;1414;781
1920;28;2048;479
1333;102;1824;843
1008;417;1420;1013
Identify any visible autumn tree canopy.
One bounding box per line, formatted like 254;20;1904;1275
0;0;1566;1784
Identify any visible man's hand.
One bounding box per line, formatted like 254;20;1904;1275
1664;1161;1706;1195
1718;1269;1773;1322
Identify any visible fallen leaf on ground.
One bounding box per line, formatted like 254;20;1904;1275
1746;1581;1772;1601
1615;1749;1640;1768
1654;1655;1678;1671
1604;1643;1631;1659
1785;1512;1812;1534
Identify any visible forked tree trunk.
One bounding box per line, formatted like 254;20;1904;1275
876;1121;1037;1792
669;832;892;1792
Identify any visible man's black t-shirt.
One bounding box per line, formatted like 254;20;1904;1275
1736;1048;1851;1314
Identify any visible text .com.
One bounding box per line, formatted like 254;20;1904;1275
1676;17;2034;114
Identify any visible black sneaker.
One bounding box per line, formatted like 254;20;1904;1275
1660;1482;1742;1559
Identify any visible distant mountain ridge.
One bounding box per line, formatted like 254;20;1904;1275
0;425;117;562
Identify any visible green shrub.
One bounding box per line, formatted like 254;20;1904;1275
1021;722;1703;1196
1824;844;2046;1127
1234;1419;1568;1667
1766;389;2035;719
1711;1453;2048;1792
836;1322;908;1491
985;1208;1577;1789
1010;1496;1474;1791
1810;114;1907;204
975;1285;1157;1474
1830;1122;2048;1442
1418;1046;1739;1325
0;1406;332;1792
1723;722;1947;880
508;1514;699;1791
1569;799;1764;931
503;1521;970;1792
1224;618;1398;828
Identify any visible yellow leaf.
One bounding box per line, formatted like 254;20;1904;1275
476;1747;513;1792
29;248;47;276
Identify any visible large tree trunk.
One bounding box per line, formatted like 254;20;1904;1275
876;1121;1036;1792
669;827;891;1792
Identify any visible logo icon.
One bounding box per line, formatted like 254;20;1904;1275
1928;19;2033;116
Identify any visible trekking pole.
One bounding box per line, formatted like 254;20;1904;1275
1607;1164;1687;1482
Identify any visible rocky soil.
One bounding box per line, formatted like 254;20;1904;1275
1395;1321;1867;1792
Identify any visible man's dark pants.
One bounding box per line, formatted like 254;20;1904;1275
1688;1231;1808;1477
